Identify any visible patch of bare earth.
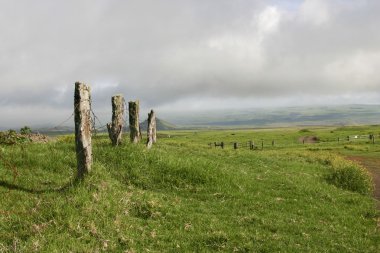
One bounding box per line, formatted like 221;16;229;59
298;136;319;143
346;156;380;210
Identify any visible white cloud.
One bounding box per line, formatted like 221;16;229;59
324;50;380;89
256;6;281;35
299;0;330;25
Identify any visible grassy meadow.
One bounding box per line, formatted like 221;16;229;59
1;125;380;252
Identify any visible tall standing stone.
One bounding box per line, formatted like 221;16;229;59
128;100;141;143
146;109;157;149
107;95;125;146
74;82;92;178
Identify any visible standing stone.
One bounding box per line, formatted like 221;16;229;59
107;95;125;146
74;82;92;178
128;100;141;143
146;109;157;149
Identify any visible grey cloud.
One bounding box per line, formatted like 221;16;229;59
0;0;379;127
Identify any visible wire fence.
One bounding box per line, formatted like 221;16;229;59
208;134;379;150
0;100;133;194
27;103;130;135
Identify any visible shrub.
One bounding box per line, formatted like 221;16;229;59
20;126;32;135
8;129;16;135
0;130;30;145
325;157;373;195
295;151;373;195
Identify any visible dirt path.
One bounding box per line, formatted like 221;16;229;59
346;156;380;209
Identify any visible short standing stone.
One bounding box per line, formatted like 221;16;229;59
129;100;141;143
146;109;157;149
107;95;125;146
74;82;92;178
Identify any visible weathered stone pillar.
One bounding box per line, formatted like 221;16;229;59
107;95;125;146
128;100;141;143
74;82;92;178
146;109;157;149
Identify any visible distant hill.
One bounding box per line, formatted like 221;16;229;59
34;126;74;135
7;104;380;132
33;118;176;135
139;118;177;131
160;104;380;128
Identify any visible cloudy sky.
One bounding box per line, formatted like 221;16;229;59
1;0;379;128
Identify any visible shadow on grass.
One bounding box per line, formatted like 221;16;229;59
0;177;82;194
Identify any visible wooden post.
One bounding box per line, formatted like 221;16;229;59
233;142;238;149
221;142;224;149
74;82;92;178
146;109;157;149
261;140;264;149
107;94;125;146
128;100;141;143
272;140;275;146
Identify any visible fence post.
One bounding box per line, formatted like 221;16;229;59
272;140;275;146
107;94;125;146
221;142;224;149
128;100;141;143
74;82;92;179
146;109;157;149
234;142;238;149
261;140;264;149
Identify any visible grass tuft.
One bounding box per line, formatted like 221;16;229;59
325;158;373;195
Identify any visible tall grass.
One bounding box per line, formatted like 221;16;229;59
292;151;373;195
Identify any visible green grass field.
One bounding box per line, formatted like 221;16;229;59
1;126;379;252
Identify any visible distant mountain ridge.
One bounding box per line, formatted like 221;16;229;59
161;104;380;128
139;118;177;131
3;104;379;131
27;118;177;134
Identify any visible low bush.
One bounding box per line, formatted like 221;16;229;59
0;130;30;145
325;157;373;195
298;151;373;195
20;126;32;135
